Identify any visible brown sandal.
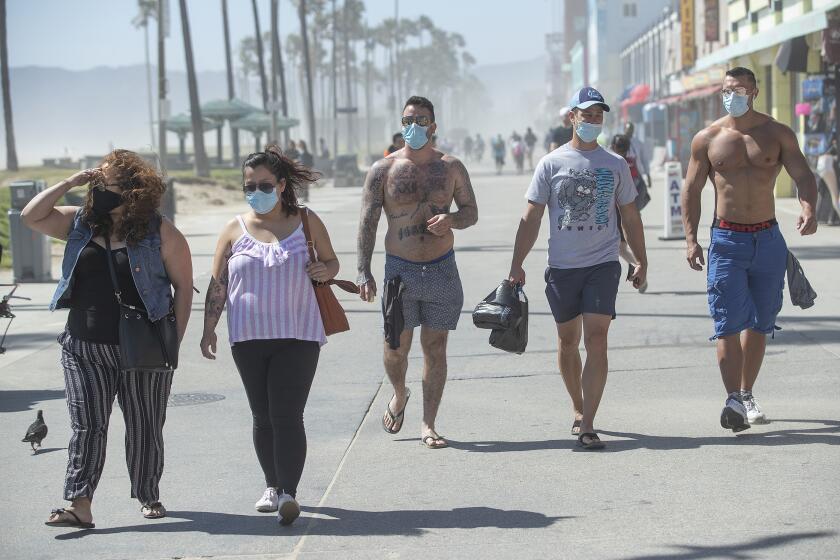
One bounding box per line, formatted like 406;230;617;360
420;433;448;449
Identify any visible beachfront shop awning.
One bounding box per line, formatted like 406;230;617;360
694;0;840;70
165;113;221;135
230;112;300;133
201;98;260;121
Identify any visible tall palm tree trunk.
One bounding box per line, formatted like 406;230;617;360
299;0;317;151
157;0;167;172
179;0;210;177
0;0;18;171
251;0;269;113
271;0;290;145
343;0;354;152
222;0;239;164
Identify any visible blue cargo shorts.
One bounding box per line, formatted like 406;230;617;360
706;224;787;340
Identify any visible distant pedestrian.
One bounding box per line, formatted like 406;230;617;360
386;132;405;156
550;107;574;151
201;145;337;526
524;127;537;168
624;122;652;197
285;140;300;161
475;134;485;163
511;134;525;175
22;150;194;528
610;134;649;292
491;134;506;175
298;140;314;202
463;135;474;162
319;137;330;159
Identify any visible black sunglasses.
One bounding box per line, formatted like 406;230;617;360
401;115;432;127
243;182;277;194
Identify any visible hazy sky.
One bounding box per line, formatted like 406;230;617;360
9;0;560;71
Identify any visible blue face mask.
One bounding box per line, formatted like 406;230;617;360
574;121;602;143
245;189;279;214
402;123;430;150
723;92;750;118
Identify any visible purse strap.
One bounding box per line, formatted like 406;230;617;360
299;206;360;294
103;237;124;305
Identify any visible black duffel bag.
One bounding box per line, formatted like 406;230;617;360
489;286;528;355
472;280;522;330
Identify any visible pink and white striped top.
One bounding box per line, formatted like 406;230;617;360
226;215;326;346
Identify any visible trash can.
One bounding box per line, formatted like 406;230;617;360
8;180;52;282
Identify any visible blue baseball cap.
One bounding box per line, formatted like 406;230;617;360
569;87;611;112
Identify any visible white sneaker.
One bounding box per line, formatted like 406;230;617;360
742;392;768;424
277;492;300;526
720;393;751;433
255;487;278;513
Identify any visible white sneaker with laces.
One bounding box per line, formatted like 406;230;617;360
277;492;301;526
255;487;278;513
720;393;751;432
743;393;768;424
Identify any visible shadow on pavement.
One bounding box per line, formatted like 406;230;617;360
446;420;839;454
0;389;65;413
618;530;835;559
54;506;569;539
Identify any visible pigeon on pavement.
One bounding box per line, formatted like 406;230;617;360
22;410;48;453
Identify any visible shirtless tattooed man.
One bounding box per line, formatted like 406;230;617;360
682;67;817;433
356;96;478;449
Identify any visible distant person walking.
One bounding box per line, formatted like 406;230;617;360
22;150;193;528
624;122;652;202
475;134;485;164
550;107;574;151
463;135;474;162
386;132;405;156
285;140;300;161
319;137;330;159
298;140;314;202
201;145;338;526
511;132;525;175
610;134;649;292
492;134;506;175
524;127;538;168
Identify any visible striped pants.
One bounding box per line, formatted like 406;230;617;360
59;331;173;505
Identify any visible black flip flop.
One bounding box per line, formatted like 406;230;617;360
571;419;582;436
45;508;95;529
382;388;411;434
577;432;605;450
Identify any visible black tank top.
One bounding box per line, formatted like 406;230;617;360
67;241;146;344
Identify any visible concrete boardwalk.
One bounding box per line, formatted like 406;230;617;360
0;163;838;560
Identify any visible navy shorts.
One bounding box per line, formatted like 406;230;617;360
544;261;622;324
707;224;787;339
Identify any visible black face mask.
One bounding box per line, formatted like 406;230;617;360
91;188;123;215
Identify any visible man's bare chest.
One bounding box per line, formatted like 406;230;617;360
708;130;781;172
385;161;453;205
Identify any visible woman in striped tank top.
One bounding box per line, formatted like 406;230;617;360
200;146;338;526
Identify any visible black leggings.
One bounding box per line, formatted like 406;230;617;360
231;338;320;497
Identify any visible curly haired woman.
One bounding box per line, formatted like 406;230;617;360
22;150;193;528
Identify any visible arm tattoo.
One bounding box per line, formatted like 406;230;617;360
449;160;479;229
356;162;388;283
203;262;228;331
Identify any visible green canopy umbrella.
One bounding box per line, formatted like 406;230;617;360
165;114;220;163
201;98;260;164
231;113;300;153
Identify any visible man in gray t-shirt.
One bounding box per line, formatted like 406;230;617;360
509;86;648;450
526;143;637;268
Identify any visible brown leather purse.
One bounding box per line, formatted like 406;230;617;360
300;207;359;336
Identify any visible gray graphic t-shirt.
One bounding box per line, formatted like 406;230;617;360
526;144;637;269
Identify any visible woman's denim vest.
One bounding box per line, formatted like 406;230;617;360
49;210;173;322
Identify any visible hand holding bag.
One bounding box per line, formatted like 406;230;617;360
300;207;359;336
104;237;179;372
472;280;522;330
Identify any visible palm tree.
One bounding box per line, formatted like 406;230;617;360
251;0;269;112
0;0;18;171
298;0;317;151
222;0;240;163
132;0;157;151
270;0;290;144
178;0;210;177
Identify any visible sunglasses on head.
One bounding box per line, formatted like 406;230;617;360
243;182;276;194
401;115;432;127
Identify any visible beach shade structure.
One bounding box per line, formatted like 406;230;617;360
231;112;300;154
165;114;221;163
201;98;260;164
